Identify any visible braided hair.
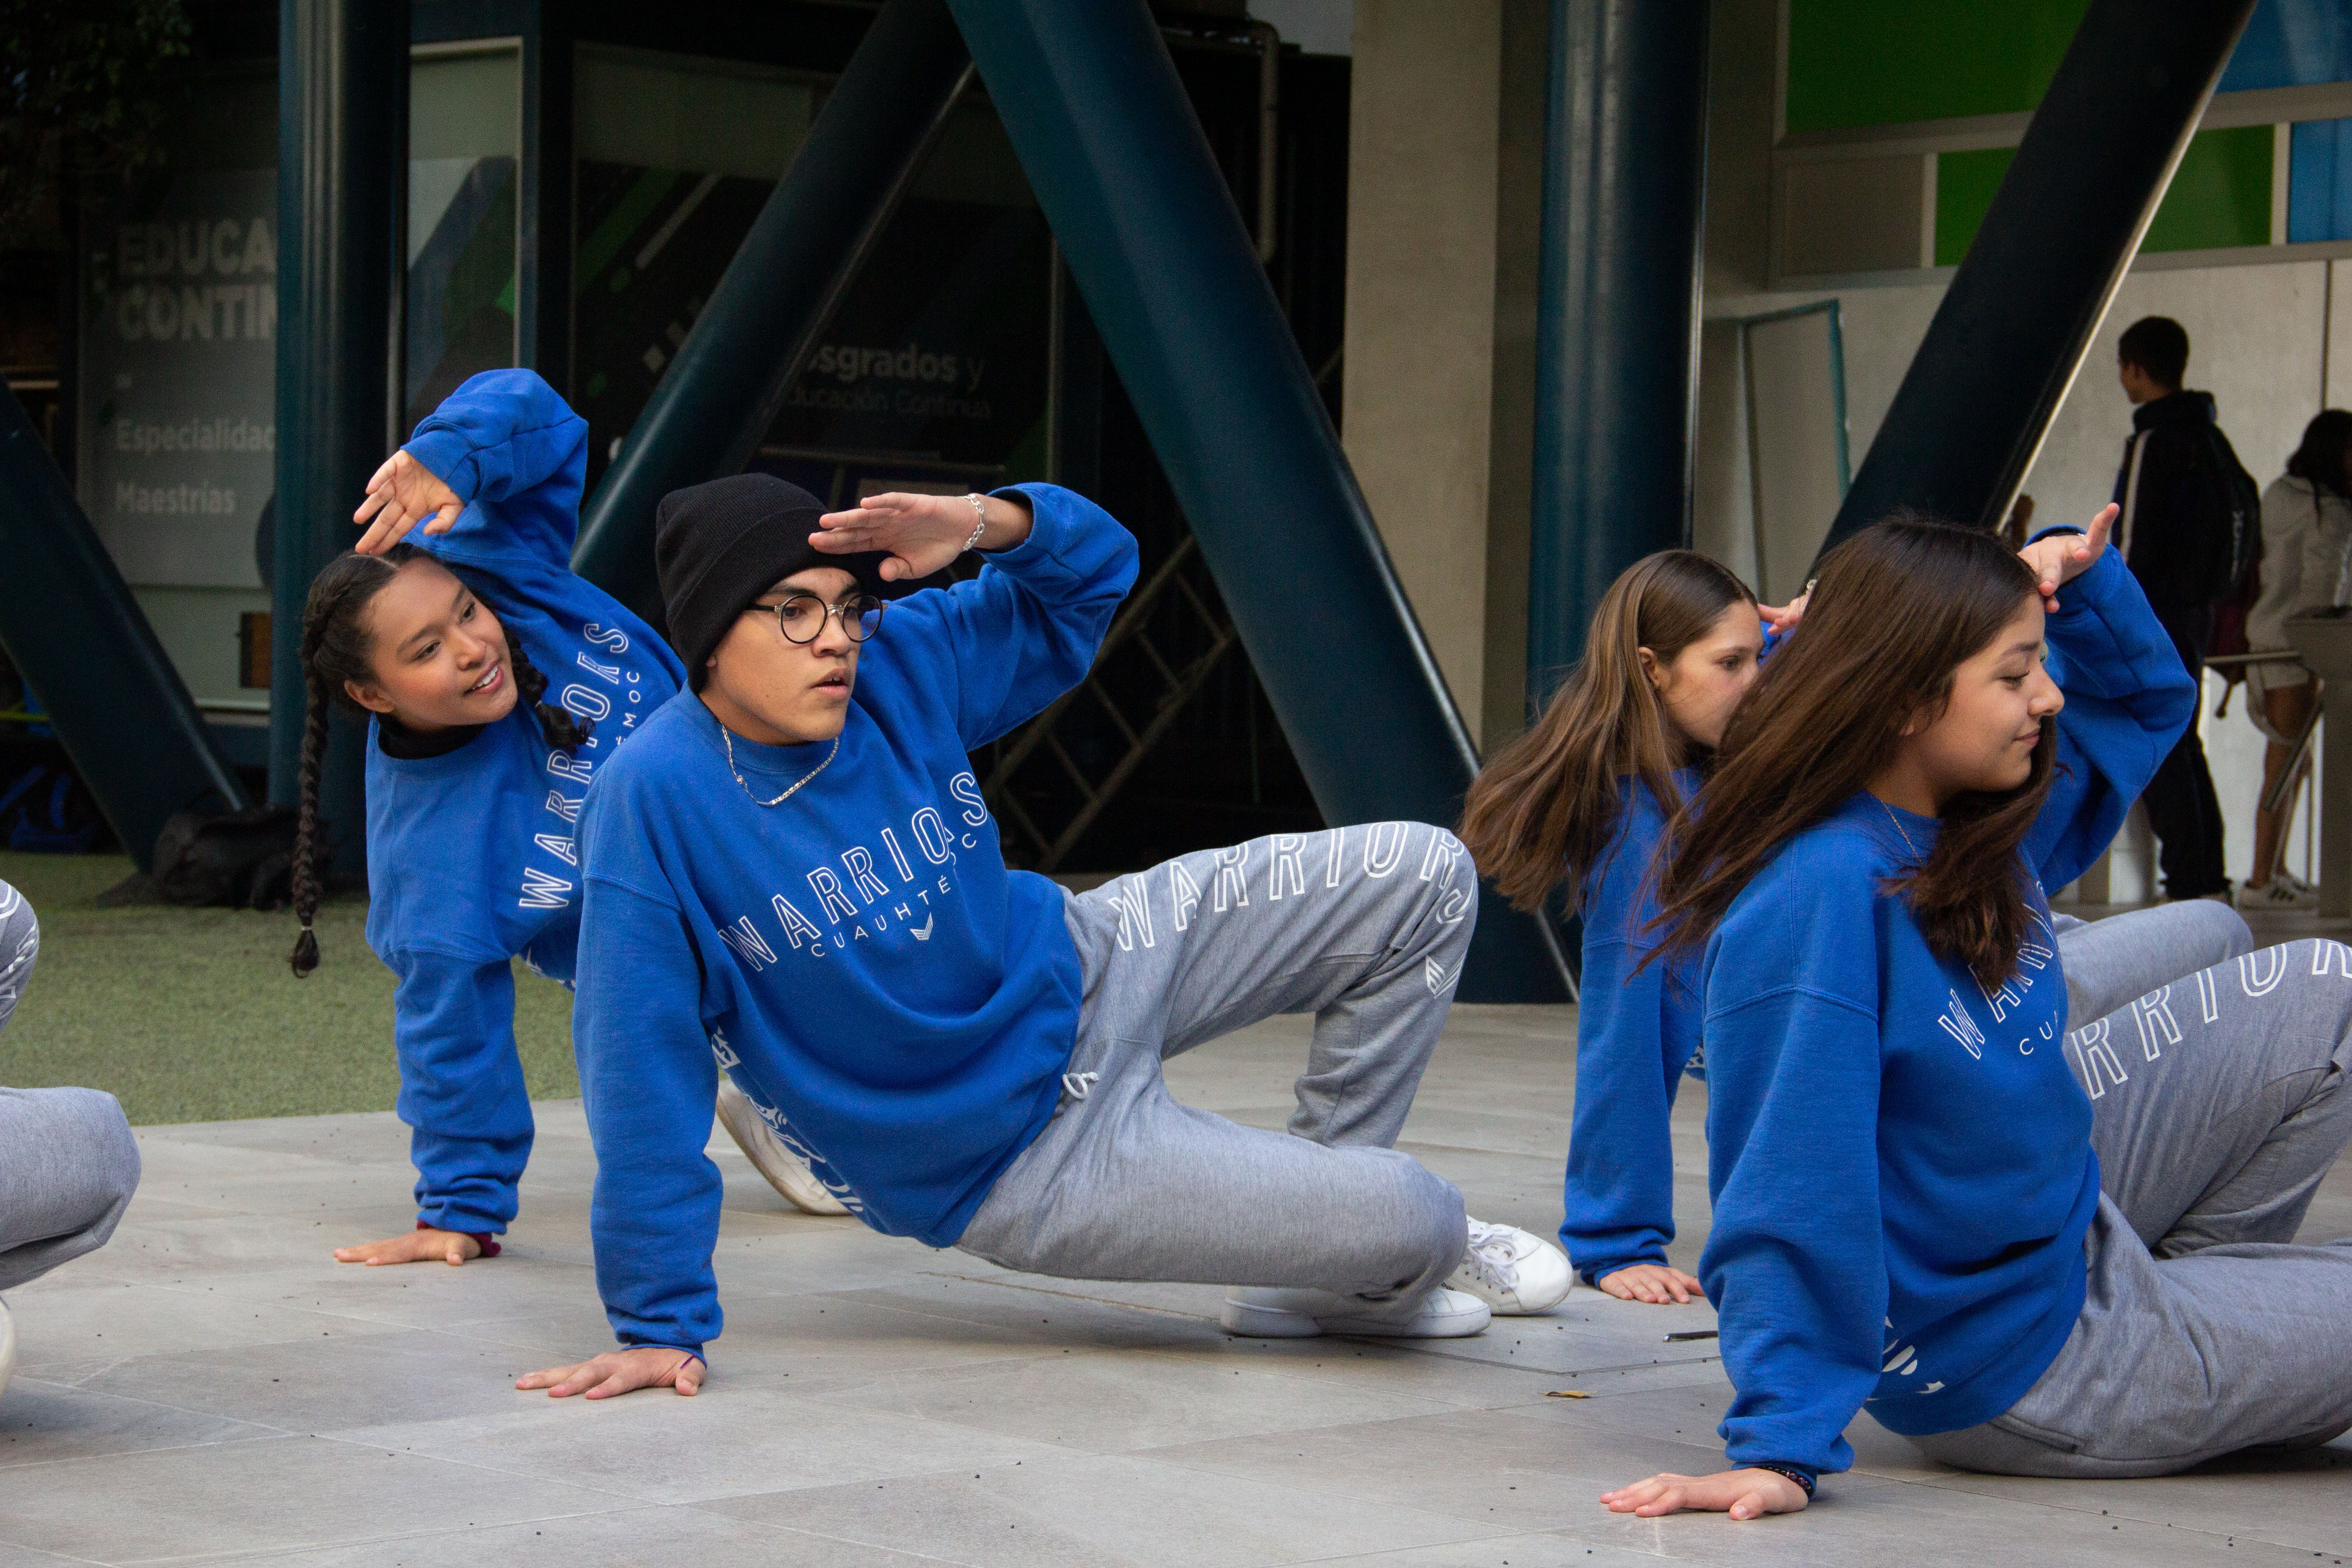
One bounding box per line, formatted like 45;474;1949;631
289;544;592;975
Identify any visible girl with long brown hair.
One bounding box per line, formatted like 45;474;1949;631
1604;511;2352;1519
1460;551;1767;1306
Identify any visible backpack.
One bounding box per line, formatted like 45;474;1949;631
151;804;300;909
2121;423;2261;609
0;766;102;853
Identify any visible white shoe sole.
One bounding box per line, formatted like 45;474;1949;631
715;1080;851;1216
0;1298;15;1400
1218;1289;1492;1340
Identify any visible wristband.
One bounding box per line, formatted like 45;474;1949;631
1751;1462;1815;1498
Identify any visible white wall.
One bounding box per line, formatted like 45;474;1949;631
1705;257;2347;890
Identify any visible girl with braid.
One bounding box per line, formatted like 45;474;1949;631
286;370;712;1266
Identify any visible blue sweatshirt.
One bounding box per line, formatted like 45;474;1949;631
1695;542;2195;1478
571;484;1137;1357
364;370;686;1234
1559;771;1704;1284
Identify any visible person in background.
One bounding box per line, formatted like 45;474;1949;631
2238;409;2352;910
0;879;142;1397
2112;315;2248;902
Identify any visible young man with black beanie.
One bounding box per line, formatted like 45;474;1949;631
519;476;1572;1401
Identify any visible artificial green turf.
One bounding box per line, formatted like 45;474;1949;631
0;851;579;1126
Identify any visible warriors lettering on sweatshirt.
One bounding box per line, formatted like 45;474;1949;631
572;483;1138;1357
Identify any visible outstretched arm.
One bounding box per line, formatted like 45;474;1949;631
518;873;726;1399
822;484;1140;749
2020;504;2198;889
355;370;589;569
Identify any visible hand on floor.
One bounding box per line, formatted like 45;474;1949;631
517;1348;704;1400
1596;1263;1703;1304
1602;1468;1810;1520
333;1228;483;1267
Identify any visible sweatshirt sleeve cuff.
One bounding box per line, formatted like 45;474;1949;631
630;1342;706;1364
402;427;481;503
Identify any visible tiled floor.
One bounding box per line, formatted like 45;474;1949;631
4;1001;2347;1566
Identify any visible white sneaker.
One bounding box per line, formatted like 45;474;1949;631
2238;874;2319;911
1219;1284;1492;1339
715;1078;850;1216
0;1298;15;1399
1448;1219;1574;1314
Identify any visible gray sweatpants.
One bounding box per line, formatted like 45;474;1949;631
2053;901;2252;1027
0;880;141;1293
1913;938;2352;1477
957;823;1475;1302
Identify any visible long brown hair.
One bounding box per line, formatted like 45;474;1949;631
1461;550;1755;915
287;546;589;976
1653;518;2053;988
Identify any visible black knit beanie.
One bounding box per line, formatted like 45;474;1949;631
654;474;892;688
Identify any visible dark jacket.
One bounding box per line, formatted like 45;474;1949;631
2110;389;2242;615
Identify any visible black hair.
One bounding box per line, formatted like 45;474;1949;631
2286;408;2352;499
2118;315;2189;391
289;544;591;975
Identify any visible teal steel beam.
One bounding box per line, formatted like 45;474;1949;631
944;0;1574;1002
0;389;247;868
268;0;409;876
570;0;972;620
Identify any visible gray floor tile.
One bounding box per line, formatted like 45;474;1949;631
337;1383;1082;1505
804;1342;1465;1454
701;1450;1512;1568
74;1325;582;1433
189;1506;949;1568
0;1378;282;1468
7;1279;407;1374
0;1433;630;1563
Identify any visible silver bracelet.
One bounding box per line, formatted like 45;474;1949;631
962;493;988;553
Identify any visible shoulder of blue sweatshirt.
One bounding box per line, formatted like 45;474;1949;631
363;368;686;978
1561;771;1701;1283
570;483;1138;1357
1695;797;2098;1478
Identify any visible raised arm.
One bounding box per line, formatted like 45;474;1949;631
356;370;588;571
823;483;1140;748
2020;522;2198;891
517;870;723;1401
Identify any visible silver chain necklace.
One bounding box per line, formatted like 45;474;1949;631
1878;797;1922;859
722;726;840;807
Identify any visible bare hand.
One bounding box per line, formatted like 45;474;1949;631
810;491;1033;582
354;448;465;554
1602;1468;1810;1521
1597;1263;1704;1304
1758;593;1809;632
516;1347;704;1400
2016;502;2117;612
333;1227;482;1267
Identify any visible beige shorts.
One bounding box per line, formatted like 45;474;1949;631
2245;655;2316;745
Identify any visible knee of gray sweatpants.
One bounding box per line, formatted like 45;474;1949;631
15;1086;141;1210
1377;1156;1469;1298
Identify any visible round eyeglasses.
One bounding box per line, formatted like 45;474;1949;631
753;592;886;645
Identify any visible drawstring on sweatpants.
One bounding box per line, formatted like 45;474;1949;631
1061;1070;1099;1102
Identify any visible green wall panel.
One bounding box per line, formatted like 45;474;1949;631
1787;0;2092;132
2140;123;2274;251
1935;125;2274;265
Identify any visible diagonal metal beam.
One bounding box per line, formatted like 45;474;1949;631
571;0;973;622
945;0;1574;1002
1819;0;2259;554
0;390;248;868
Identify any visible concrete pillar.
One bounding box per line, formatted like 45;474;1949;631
1342;0;1548;750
